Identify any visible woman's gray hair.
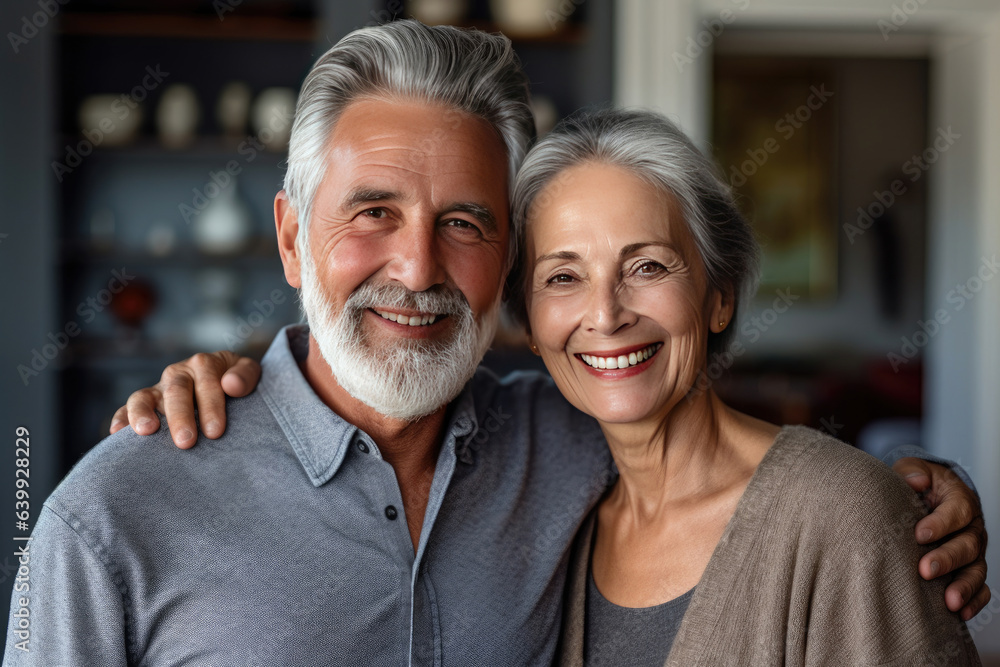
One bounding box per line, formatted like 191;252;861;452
508;108;760;355
285;19;535;258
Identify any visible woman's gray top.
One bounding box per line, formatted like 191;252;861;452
583;569;694;666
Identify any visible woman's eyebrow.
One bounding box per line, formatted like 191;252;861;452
534;250;581;264
619;241;679;258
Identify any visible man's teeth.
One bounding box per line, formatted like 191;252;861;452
374;309;438;326
581;344;661;370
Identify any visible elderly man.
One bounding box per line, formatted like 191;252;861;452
6;20;987;666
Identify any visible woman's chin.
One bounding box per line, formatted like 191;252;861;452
573;397;665;427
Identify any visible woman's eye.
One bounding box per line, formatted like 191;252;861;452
547;273;575;284
635;261;666;275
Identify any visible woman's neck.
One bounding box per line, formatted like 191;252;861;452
599;390;776;522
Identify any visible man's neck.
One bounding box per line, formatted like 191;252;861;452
302;334;447;551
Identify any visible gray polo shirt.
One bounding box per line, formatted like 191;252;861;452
3;325;612;666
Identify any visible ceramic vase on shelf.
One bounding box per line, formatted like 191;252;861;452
79;95;143;147
251;87;296;152
216;81;252;141
187;270;241;350
406;0;467;25
191;179;253;255
156;84;200;149
490;0;565;37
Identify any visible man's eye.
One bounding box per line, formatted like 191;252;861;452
362;208;386;219
447;219;478;230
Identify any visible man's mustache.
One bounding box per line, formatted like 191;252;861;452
344;281;472;317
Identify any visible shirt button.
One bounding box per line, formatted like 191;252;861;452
385;505;398;521
356;441;369;453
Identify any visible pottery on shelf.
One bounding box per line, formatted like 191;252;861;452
79;95;143;147
216;81;252;140
156;84;201;149
490;0;566;37
251;87;296;152
191;179;253;255
406;0;467;25
531;95;559;136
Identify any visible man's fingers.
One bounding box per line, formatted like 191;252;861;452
220;357;262;398
160;366;199;449
891;456;933;494
942;559;987;612
960;582;991;621
125;389;164;435
916;464;978;543
920;524;983;579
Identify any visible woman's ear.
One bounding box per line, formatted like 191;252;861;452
710;287;735;334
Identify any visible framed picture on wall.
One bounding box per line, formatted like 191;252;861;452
713;57;838;301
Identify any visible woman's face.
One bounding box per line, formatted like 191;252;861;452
525;162;726;426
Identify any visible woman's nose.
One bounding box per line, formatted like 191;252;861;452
582;281;636;336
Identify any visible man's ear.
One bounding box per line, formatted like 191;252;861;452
275;190;302;289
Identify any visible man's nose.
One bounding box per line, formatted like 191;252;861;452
384;222;447;293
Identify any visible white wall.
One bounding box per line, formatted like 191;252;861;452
616;0;1000;653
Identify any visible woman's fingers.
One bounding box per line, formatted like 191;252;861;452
220;356;262;398
109;405;130;434
112;351;256;447
160;362;200;448
124;388;165;435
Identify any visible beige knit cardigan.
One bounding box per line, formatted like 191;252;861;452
557;425;981;666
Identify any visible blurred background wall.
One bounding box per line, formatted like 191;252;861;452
0;0;997;657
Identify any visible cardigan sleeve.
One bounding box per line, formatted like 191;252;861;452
802;455;981;666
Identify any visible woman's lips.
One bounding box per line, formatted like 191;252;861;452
576;342;663;371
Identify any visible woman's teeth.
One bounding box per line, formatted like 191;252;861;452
374;309;438;326
581;344;661;370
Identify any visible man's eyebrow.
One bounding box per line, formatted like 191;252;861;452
341;187;404;211
448;202;498;236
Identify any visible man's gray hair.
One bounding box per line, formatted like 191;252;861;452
508;108;760;355
285;19;535;256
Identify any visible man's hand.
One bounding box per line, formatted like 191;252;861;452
109;352;261;448
893;456;990;620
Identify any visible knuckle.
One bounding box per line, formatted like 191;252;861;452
160;363;188;384
127;389;151;406
161;373;193;393
188;352;215;370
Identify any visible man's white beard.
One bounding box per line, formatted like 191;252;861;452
298;247;498;421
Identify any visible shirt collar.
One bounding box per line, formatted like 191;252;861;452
258;325;481;485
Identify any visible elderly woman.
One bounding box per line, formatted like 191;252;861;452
509;108;980;665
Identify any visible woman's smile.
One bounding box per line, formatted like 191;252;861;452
575;342;663;376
